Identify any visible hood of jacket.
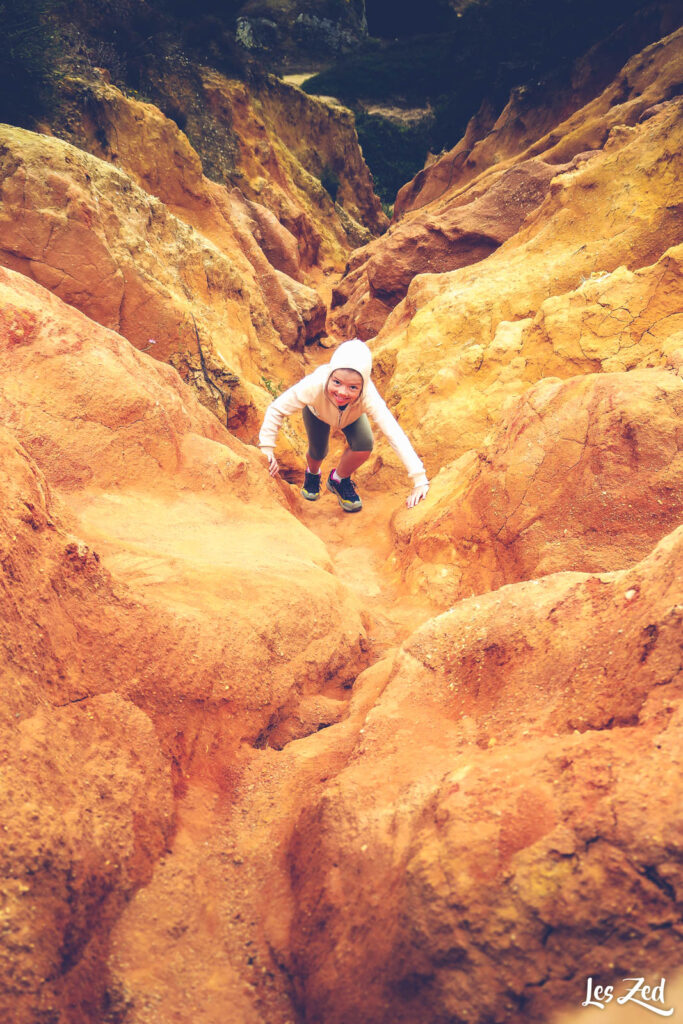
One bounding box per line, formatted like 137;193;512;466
327;339;372;398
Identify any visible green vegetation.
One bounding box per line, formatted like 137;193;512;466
320;164;341;202
50;0;249;96
304;0;663;200
260;374;286;398
355;110;435;206
0;0;61;127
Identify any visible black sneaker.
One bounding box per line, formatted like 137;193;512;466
327;472;363;512
301;470;321;501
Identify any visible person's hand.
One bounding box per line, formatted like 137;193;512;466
406;483;429;508
262;449;279;477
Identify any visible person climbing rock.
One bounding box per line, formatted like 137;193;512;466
259;338;429;512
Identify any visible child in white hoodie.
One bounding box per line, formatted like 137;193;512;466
258;339;429;511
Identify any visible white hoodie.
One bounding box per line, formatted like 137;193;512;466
259;339;428;487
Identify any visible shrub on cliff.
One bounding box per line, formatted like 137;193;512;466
354;110;434;206
0;0;61;127
304;0;673;140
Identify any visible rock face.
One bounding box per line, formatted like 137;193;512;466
331;157;565;339
287;526;683;1024
132;64;387;270
235;0;368;62
52;72;328;355
194;70;387;261
374;244;682;487
395;21;683;215
0;123;299;436
52;66;386;277
369;96;682;476
0;687;174;1024
391;367;683;607
331;28;683;340
2;67;387;437
2;14;682;1024
0;266;367;1021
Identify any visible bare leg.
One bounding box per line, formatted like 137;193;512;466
336;448;371;478
306;452;323;473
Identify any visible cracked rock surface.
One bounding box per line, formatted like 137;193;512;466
287;527;683;1024
391;366;683;606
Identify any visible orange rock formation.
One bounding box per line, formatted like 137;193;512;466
1;67;386;443
369;94;683;478
331;28;683;341
0;19;681;1024
0;265;368;1022
391;366;683;606
288;527;683;1024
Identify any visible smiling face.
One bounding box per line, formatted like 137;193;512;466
327;368;363;407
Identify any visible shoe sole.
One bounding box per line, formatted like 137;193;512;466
301;488;321;501
326;478;362;512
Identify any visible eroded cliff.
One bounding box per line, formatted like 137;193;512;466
0;16;681;1024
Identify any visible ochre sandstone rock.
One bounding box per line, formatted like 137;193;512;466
0;124;312;437
199;71;388;257
51;74;328;352
2;17;682;1024
371;97;683;472
0;265;366;770
287;525;683;1024
0;427;175;1023
0;265;370;1018
331;157;566;339
390;367;683;606
136;64;387;271
333;29;683;340
0;691;174;1024
367;242;683;489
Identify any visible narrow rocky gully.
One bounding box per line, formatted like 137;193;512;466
2;11;682;1023
105;442;439;1024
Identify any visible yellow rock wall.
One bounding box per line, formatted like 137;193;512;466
375;96;682;473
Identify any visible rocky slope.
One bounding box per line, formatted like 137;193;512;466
0;265;369;1023
331;28;683;340
364;87;682;484
0;15;681;1024
1;64;385;448
288;526;683;1024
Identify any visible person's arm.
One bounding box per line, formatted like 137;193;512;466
363;381;429;507
259;370;322;475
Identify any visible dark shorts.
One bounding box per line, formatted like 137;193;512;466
302;405;374;461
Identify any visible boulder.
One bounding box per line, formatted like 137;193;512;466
394;245;683;485
391;367;683;606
